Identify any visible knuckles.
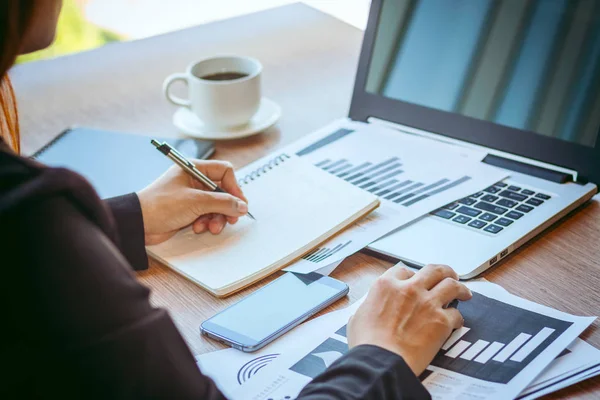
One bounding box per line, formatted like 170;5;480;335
373;275;396;293
440;276;460;291
424;263;458;282
397;266;414;280
429;309;455;331
429;264;453;276
400;282;419;298
374;274;422;301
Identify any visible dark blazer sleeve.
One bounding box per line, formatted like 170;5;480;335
105;193;149;271
297;345;431;399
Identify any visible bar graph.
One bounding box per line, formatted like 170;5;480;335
441;328;559;364
431;293;572;384
474;342;505;363
509;327;556;362
445;340;472;358
492;333;532;362
302;241;353;263
442;326;471;350
459;339;489;361
314;157;472;208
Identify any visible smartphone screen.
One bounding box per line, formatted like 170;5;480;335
201;273;348;351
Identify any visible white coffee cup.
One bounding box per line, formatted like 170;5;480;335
163;55;262;128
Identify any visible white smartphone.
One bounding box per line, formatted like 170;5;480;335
200;272;349;352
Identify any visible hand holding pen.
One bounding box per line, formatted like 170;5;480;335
136;141;253;245
152;140;255;220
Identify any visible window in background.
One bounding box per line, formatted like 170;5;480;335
17;0;123;63
18;0;371;63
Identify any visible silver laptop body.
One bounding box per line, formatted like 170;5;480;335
349;0;600;277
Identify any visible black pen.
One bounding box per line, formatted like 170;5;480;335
151;140;255;220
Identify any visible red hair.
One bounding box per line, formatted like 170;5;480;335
0;0;36;153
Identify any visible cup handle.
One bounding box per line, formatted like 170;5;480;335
163;73;191;107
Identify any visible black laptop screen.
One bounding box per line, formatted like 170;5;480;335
365;0;600;148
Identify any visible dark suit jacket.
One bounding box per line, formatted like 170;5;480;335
0;142;429;399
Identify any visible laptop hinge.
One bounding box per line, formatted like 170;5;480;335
368;117;582;184
482;154;572;184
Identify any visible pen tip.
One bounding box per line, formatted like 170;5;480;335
247;212;256;220
150;139;160;147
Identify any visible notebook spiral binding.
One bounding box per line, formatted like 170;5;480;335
238;153;291;185
31;128;74;159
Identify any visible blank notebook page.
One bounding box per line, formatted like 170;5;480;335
147;154;378;296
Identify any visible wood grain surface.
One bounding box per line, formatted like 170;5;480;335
10;4;599;398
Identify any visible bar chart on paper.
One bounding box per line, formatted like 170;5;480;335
283;124;508;271
302;241;353;263
430;293;573;384
316;156;471;207
299;205;395;264
294;127;479;209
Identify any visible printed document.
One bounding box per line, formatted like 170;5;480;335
196;281;595;400
280;119;508;274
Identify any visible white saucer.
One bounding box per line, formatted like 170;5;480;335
173;97;281;140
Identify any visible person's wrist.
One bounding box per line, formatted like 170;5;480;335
136;189;157;240
394;350;424;376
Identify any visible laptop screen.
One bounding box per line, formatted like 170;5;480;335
365;0;600;149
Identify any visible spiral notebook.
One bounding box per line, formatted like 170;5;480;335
147;154;379;297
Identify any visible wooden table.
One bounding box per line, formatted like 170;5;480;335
11;4;600;398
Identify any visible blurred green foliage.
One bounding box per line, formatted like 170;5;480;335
17;0;123;63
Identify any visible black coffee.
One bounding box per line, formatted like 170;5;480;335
200;72;248;81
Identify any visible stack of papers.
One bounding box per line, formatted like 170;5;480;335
196;281;599;400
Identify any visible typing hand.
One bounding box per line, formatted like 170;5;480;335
138;160;248;245
348;264;472;376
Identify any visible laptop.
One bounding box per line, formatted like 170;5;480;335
347;0;599;277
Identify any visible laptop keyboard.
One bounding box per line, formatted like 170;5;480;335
431;182;552;235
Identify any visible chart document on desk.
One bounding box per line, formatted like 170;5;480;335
228;281;594;400
282;120;508;274
296;127;476;208
431;292;572;384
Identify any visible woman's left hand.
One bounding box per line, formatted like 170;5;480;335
137;160;249;246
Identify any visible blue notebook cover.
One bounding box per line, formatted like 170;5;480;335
34;127;214;199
